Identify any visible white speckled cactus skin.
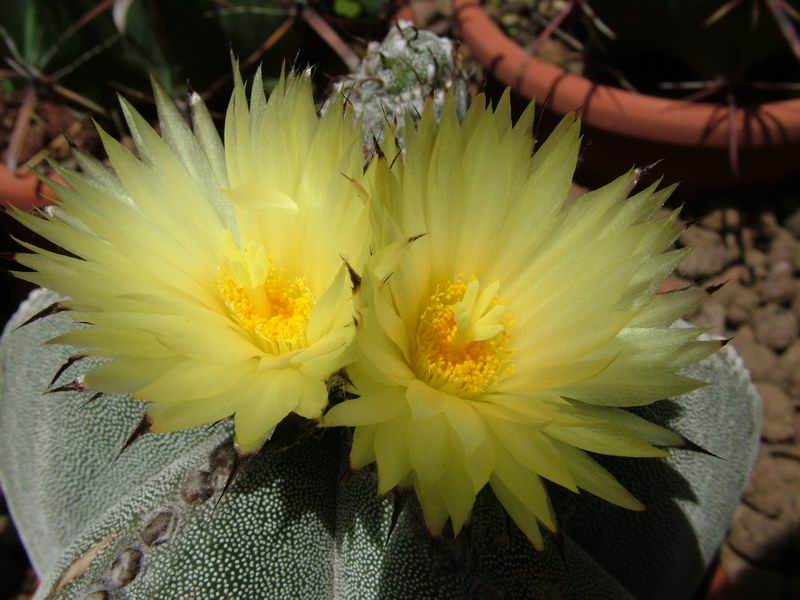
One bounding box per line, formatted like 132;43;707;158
0;288;760;599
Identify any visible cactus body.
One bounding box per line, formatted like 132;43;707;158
0;288;760;599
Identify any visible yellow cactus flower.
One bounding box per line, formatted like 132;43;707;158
322;94;720;548
11;69;368;455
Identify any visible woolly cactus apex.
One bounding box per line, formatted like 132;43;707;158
1;288;760;599
328;21;467;149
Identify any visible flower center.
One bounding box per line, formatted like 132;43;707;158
217;233;313;354
415;278;514;396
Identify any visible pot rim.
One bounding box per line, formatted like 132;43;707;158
449;0;800;148
0;163;55;210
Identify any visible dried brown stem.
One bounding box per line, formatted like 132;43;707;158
201;15;296;100
301;6;360;71
766;0;800;62
531;0;577;55
40;0;115;68
52;83;109;116
6;85;37;173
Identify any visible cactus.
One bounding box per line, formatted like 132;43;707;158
0;21;763;600
585;0;800;95
0;0;299;116
0;288;760;599
489;0;800;100
331;0;386;19
326;20;468;149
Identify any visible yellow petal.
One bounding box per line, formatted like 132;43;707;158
551;439;645;511
561;400;683;447
491;437;557;533
374;408;413;494
460;436;495;492
293;374;328;419
437;463;475;535
406;380;487;455
357;326;416;384
84;356;180;394
557;366;706;407
322;389;405;427
292;327;355;378
306;265;349;343
545;423;668;457
628;289;702;328
489;419;578;492
407;414;450;485
49;327;174;358
148;390;239;432
233;370;301;454
489;475;544;550
136;358;257;403
350;424;377;469
494;355;617;393
223;184;298;211
414;480;449;537
372;284;412;362
156;321;264;365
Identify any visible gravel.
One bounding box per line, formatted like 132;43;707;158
678;203;800;598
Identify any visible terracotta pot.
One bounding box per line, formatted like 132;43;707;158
421;1;800;193
0;164;57;210
704;562;735;600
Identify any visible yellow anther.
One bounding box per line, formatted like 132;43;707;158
217;235;313;354
414;277;513;396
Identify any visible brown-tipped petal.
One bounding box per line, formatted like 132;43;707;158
335;367;355;389
338;171;369;201
47;353;88;391
114;414;152;463
46;376;87;394
674;434;723;459
265;413;315;452
341;256;362;293
386;489;410;548
214;450;252;510
634;158;665;179
14;301;68;331
705;280;727;295
371;133;385;159
77;392;104;410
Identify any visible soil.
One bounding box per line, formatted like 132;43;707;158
0;88;101;176
675;200;800;599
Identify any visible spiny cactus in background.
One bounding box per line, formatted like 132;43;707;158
586;0;800;97
0;289;760;599
0;0;267;108
327;20;468;148
494;0;800;99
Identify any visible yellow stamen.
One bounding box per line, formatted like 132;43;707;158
217;233;313;354
415;278;514;396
